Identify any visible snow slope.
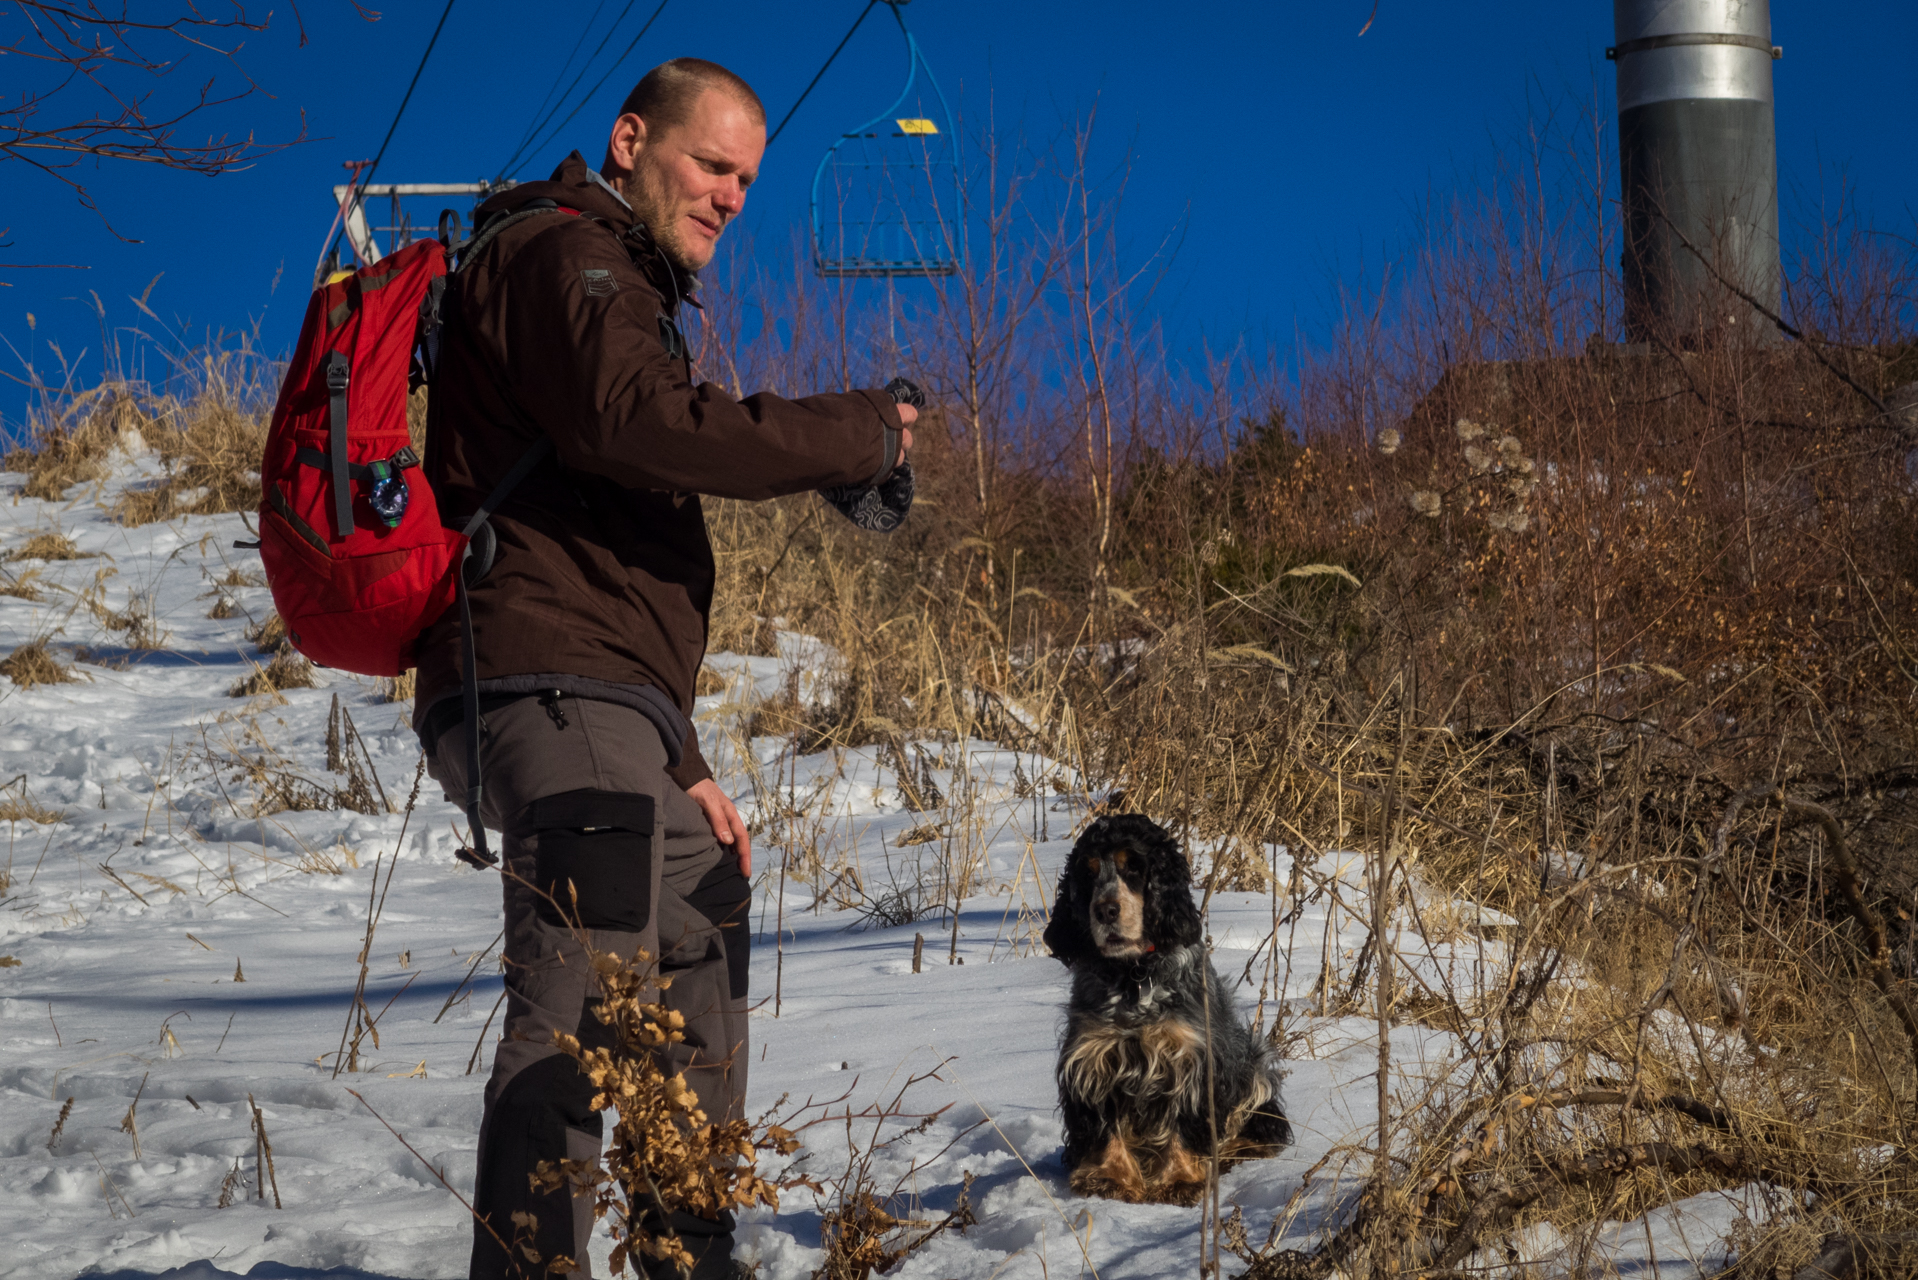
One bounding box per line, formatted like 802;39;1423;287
0;454;1759;1278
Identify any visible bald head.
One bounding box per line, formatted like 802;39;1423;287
617;58;764;136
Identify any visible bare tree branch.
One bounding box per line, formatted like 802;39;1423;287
2;2;370;236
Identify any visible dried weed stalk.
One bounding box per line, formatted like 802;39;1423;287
46;1097;73;1153
800;1063;979;1280
248;1094;282;1208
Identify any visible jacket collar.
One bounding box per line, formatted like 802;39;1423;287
477;152;701;307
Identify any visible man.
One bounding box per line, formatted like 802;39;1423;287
415;58;917;1280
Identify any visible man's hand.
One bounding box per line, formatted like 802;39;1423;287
685;778;752;876
897;401;917;454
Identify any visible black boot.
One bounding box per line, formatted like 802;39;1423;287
636;1208;741;1280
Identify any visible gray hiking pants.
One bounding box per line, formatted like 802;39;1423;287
427;694;751;1280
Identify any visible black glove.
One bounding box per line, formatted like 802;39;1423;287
819;377;922;533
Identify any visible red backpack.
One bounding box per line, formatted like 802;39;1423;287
257;238;461;676
259;207;567;864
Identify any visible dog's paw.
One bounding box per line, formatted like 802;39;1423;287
1069;1136;1148;1202
1143;1141;1209;1206
1070;1166;1148;1203
1149;1176;1208;1207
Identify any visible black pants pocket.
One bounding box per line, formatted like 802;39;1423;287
530;788;655;932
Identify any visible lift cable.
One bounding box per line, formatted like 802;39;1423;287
495;0;644;180
501;0;672;180
497;0;614;180
767;0;879;148
328;0;459;265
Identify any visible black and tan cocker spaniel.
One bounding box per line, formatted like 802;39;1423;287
1042;814;1291;1205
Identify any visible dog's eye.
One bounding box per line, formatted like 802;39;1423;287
1114;850;1128;870
1086;857;1101;873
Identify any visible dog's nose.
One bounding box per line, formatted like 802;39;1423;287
1092;899;1120;926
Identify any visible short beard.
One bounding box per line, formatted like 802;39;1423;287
626;162;704;274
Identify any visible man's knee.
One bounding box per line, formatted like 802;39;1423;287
679;860;752;1000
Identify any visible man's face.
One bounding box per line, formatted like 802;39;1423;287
607;88;764;272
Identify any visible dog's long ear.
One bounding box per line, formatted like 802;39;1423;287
1143;840;1203;952
1042;861;1097;964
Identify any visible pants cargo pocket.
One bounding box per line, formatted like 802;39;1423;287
528;788;656;932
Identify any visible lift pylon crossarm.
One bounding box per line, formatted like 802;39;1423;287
329;179;518;269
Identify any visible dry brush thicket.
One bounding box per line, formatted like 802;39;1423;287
686;133;1918;1274
8;118;1918;1274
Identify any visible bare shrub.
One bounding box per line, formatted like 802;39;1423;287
805;1064;978;1280
529;943;809;1275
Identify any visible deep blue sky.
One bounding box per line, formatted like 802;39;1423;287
3;1;1914;415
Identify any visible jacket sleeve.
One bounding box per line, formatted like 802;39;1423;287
497;221;902;499
666;721;713;793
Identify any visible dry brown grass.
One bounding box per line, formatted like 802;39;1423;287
687;170;1918;1269
0;638;74;688
4;384;143;499
0;566;44;602
0;781;67;824
9;532;91;562
229;650;314;698
197;713;384;818
246;611;288;654
93;588;166;650
111;387;269;524
5;346;272;521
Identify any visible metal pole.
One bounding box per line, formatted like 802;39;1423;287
1612;0;1782;342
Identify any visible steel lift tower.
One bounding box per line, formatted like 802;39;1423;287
1612;0;1783;342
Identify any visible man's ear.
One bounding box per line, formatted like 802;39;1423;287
604;112;648;181
1042;865;1096;965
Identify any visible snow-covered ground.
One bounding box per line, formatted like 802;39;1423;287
0;450;1760;1278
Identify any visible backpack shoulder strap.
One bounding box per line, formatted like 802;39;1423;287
451;198;567;271
453;435;553;870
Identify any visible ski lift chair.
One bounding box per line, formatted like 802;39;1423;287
809;3;963;278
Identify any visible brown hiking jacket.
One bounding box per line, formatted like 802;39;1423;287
414;153;902;789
